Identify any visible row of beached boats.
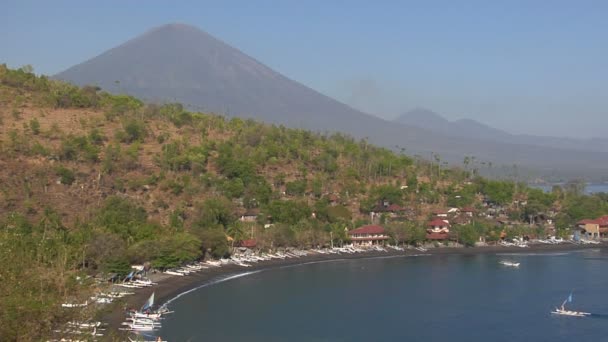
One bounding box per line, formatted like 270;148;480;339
533;237;599;245
48;321;107;341
312;246;382;254
120;292;171;341
57;272;152;340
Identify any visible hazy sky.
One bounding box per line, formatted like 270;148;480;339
2;0;607;138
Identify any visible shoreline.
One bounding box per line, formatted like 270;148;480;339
102;243;604;338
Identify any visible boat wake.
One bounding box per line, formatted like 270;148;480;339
496;252;570;257
588;313;608;319
163;270;262;307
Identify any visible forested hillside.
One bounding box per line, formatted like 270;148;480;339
2;65;608;340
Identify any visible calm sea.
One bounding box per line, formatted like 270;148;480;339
530;183;608;195
157;250;608;342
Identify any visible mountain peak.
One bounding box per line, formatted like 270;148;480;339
394;108;449;127
144;22;213;38
53;23;608;178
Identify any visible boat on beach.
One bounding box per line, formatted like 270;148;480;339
121;292;173;333
61;300;88;308
128;336;167;342
551;292;590;317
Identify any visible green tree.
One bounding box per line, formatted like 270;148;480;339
193;197;235;229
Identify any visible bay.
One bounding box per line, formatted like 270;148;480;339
159;249;608;341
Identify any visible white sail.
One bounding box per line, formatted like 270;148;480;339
141;292;155;312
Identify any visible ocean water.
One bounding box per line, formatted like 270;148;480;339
530;183;608;195
158;250;608;342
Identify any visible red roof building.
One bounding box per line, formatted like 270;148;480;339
386;204;405;212
461;207;476;217
577;216;608;238
236;239;257;248
428;219;450;229
348;225;389;246
426;219;450;240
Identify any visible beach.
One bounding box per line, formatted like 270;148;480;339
103;243;604;339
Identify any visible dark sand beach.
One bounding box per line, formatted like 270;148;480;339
103;243;604;339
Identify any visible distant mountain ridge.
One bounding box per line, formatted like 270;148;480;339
55;23;608;180
395;108;608;154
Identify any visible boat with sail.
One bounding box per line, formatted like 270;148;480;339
551;292;590;317
122;292;173;333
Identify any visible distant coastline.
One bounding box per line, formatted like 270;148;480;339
103;243;604;338
529;183;608;194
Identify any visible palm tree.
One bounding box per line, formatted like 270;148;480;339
226;224;246;248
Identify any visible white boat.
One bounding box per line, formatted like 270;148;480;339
128;336;167;342
120;323;159;331
92;296;113;304
132;280;157;286
104;291;134;298
499;261;520;267
122;320;161;326
67;321;102;328
551;292;590;317
118;283;145;288
129;311;163;320
551;308;591;317
61;300;88;308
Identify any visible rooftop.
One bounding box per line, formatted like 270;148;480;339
349;225;385;235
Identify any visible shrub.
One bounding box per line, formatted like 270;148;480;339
55;166;75;185
285;179;307;196
28;118;40;135
31;141;49;156
120;119;146;143
59;134;99;162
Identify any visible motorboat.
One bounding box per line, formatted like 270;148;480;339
499;261;520;267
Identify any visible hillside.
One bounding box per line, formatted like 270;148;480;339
3;66;608;340
55;23;608;181
0;65;431;340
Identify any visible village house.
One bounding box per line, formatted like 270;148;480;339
447;207;460;215
348;225;389;246
427;218;450;240
239;208;260;222
461;207;476;217
235;239;257;248
370;199;412;223
576;216;608;240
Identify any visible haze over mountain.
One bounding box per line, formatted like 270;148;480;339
55;23;608;180
395;109;608;154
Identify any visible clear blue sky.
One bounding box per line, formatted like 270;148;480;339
2;0;607;138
